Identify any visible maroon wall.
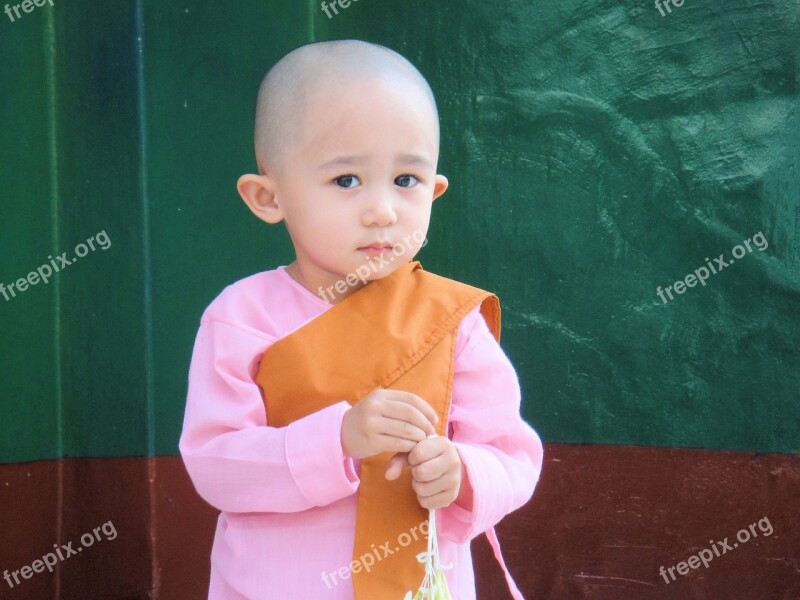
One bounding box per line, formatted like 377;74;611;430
1;444;798;599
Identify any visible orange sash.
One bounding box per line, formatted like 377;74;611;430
254;260;500;597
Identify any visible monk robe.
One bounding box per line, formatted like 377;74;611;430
255;260;521;599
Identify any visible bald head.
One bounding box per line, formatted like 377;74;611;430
253;40;439;175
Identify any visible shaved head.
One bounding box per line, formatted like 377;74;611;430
253;40;439;175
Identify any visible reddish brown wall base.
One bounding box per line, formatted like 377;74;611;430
1;444;798;599
475;444;800;599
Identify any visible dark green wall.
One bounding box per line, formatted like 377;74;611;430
1;0;798;463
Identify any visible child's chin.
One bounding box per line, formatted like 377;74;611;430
369;260;408;278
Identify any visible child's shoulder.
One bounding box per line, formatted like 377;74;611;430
199;267;291;333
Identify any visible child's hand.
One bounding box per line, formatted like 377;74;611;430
405;436;464;510
341;388;438;460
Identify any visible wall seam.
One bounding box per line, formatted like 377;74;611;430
134;1;158;597
309;0;315;40
43;8;62;600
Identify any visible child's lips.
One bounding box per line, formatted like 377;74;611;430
358;245;393;256
358;242;394;252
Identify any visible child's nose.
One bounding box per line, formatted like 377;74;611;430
363;189;398;226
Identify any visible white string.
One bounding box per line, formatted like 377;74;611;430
404;434;453;600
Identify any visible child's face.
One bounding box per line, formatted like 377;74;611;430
242;74;448;301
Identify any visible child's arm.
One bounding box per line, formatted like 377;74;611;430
179;316;361;513
435;305;544;543
180;314;438;514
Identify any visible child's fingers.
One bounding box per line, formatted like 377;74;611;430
384;452;409;480
375;433;419;455
380;389;438;424
410;456;449;483
413;478;458;510
378;415;429;443
407;435;448;466
416;489;456;510
380;394;438;436
412;476;450;498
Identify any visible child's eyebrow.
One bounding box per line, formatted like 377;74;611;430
397;154;434;169
318;155;367;170
317;154;434;170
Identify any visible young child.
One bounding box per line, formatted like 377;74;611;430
179;39;543;600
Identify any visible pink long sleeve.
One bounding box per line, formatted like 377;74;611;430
438;306;544;544
179;288;360;514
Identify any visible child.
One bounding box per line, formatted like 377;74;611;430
180;39;543;600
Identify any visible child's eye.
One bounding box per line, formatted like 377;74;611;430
334;175;360;189
395;174;419;188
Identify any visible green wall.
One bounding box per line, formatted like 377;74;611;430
1;0;798;463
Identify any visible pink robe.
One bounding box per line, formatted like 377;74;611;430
179;265;544;599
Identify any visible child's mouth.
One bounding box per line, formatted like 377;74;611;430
358;246;393;256
358;241;394;255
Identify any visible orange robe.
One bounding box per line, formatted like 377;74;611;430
255;260;521;598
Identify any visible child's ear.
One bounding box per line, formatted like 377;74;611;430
237;173;284;224
432;174;448;201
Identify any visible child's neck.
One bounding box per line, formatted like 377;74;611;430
285;261;368;305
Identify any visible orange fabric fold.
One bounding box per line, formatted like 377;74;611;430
254;260;500;598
